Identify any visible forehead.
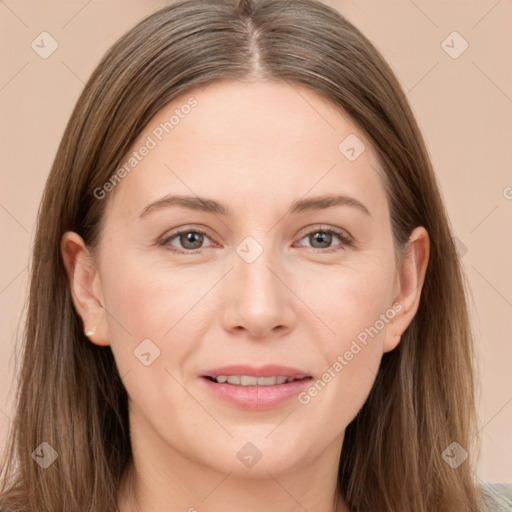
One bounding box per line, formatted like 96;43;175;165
104;79;387;221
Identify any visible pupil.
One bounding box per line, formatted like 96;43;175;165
179;231;333;250
312;232;331;248
181;232;203;249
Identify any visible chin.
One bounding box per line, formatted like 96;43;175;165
194;438;311;478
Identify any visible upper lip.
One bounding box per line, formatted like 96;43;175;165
201;365;312;379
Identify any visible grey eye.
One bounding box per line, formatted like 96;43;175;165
307;231;335;249
176;231;205;250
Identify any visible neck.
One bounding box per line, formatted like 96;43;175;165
119;467;350;512
117;421;350;512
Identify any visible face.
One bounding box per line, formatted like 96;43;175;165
63;79;427;480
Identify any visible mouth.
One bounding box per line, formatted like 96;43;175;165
199;365;314;410
202;375;311;386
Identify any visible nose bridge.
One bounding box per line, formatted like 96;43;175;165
238;255;281;308
222;235;296;336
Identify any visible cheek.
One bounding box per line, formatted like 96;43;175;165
297;252;397;347
98;250;208;376
98;254;210;430
293;254;396;416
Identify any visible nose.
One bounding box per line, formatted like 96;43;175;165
221;250;297;339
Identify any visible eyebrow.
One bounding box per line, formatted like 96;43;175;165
137;193;371;220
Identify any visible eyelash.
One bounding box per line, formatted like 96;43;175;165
160;225;353;255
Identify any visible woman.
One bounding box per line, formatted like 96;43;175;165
0;0;510;510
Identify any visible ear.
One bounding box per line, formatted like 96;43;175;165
60;231;110;346
383;226;430;353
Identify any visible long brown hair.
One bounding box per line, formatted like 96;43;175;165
0;0;483;510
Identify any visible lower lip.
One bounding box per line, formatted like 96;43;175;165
200;377;312;410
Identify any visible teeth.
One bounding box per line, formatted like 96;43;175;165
241;376;258;385
213;375;304;386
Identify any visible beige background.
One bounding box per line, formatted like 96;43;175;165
1;0;511;483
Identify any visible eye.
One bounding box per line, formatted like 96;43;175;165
295;226;353;252
161;228;215;253
161;225;353;255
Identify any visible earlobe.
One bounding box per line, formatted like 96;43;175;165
383;226;430;353
60;231;110;347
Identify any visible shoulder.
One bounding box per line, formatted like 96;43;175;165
479;482;512;511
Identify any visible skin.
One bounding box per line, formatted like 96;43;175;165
61;79;429;512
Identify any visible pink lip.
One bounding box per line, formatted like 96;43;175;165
201;364;311;379
199;365;313;411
